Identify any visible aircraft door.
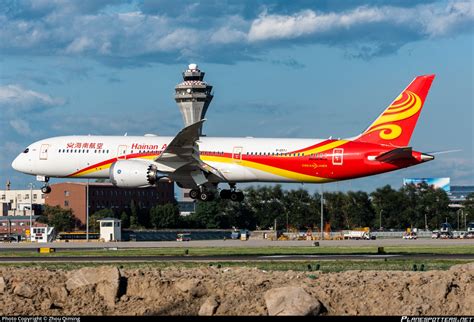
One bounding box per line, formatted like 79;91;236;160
232;147;243;163
39;144;49;160
332;148;344;165
117;145;128;160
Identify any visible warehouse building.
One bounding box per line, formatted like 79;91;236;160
45;182;175;227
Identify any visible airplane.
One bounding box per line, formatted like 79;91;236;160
12;74;436;202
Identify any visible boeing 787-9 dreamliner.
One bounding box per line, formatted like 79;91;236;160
12;75;436;202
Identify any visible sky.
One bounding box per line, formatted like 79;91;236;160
0;0;473;195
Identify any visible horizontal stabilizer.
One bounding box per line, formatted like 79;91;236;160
376;147;413;162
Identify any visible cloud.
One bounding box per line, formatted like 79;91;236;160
0;84;66;136
0;0;471;65
9;119;34;135
0;84;65;114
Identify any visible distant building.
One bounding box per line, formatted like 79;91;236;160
0;216;46;236
403;177;450;192
0;183;45;217
178;201;196;216
449;186;474;204
45;182;175;227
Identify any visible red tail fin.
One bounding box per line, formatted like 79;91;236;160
355;75;435;147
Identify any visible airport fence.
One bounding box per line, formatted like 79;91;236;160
122;230;233;241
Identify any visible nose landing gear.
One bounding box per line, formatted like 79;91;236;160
41;185;51;194
37;176;51;194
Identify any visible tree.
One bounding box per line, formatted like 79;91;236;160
89;208;114;232
193;199;231;229
344;191;375;228
463;193;474;229
324;192;349;230
42;205;76;232
150;204;180;229
283;188;318;230
120;211;130;229
130;200;140;229
371;185;408;229
225;200;257;230
247;185;286;230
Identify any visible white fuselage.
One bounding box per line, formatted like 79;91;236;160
11;135;327;183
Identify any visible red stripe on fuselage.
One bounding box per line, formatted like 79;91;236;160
67;152;159;177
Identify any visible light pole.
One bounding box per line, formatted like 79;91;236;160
457;209;461;231
464;211;467;231
320;185;324;240
379;209;383;230
86;179;89;242
28;183;33;242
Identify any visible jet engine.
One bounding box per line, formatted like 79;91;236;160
109;160;168;188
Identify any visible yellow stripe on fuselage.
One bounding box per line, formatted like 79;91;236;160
201;155;334;183
301;140;348;156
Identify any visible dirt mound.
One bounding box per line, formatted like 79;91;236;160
0;264;472;316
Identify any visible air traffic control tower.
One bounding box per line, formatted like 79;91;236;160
174;64;213;135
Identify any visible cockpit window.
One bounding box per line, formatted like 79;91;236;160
23;148;29;153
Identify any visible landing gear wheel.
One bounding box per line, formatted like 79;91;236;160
220;189;231;199
230;191;239;202
41;186;51;194
189;189;199;200
230;191;244;202
199;191;214;202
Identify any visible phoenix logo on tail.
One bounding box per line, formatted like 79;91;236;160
356;75;435;147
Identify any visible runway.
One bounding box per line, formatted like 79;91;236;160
0;253;473;263
1;238;473;250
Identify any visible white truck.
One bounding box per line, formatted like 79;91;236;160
343;230;371;240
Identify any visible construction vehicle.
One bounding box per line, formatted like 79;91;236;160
439;222;453;239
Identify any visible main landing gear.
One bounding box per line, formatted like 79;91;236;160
219;189;244;202
189;184;244;202
189;187;215;202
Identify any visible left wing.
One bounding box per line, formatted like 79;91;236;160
154;120;225;187
156;120;205;165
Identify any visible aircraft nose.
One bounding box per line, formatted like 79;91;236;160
11;155;22;172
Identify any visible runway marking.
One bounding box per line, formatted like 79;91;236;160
260;254;401;259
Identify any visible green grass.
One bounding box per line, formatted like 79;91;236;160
0;259;468;272
0;245;473;257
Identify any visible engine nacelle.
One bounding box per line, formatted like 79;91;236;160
109;160;167;188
